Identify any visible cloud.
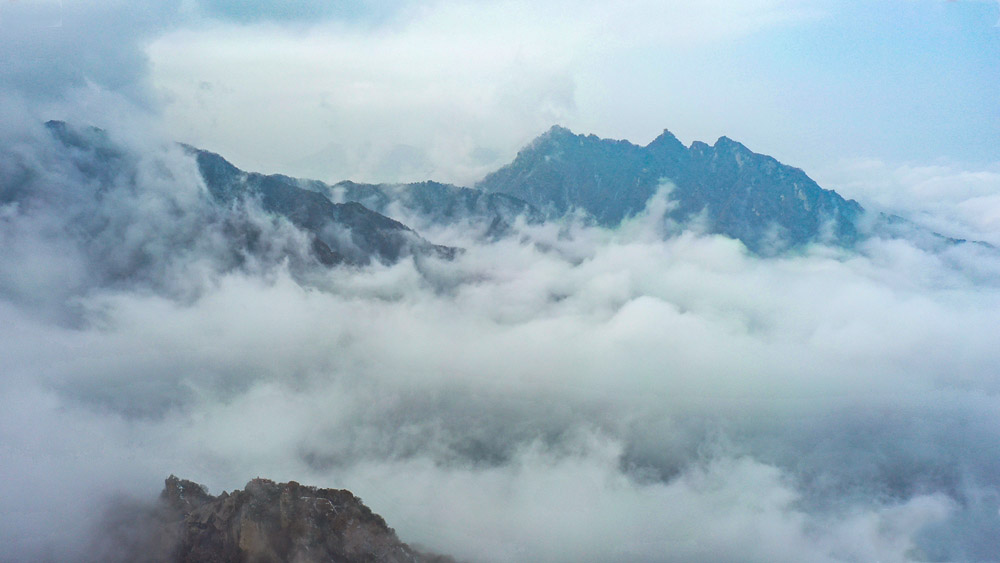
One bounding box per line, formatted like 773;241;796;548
146;0;820;185
0;1;182;107
815;158;1000;246
2;134;1000;560
191;0;412;25
339;445;957;563
2;3;1000;560
0;120;324;323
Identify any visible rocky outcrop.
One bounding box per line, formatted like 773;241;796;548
95;476;454;563
477;125;864;253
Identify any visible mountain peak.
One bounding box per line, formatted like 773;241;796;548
713;135;750;153
543;124;575;137
531;124;577;147
98;475;453;562
44;119;117;154
647;128;686;154
480;126;864;252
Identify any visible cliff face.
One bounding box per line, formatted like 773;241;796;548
95;476;452;563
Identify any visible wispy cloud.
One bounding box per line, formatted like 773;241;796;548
3;128;1000;559
2;2;999;560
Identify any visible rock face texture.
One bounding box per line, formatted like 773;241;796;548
324;180;542;239
478;125;864;253
96;476;452;563
191;149;458;266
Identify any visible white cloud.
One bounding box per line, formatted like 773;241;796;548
3;144;1000;558
815;158;1000;246
3;3;1000;560
148;0;820;185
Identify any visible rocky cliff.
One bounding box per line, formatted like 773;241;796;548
94;476;454;563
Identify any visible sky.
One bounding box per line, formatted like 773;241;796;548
2;1;1000;562
144;0;1000;188
2;1;997;186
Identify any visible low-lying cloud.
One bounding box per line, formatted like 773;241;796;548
817;158;1000;247
2;125;1000;561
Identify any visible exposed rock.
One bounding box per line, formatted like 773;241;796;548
94;476;455;563
477;125;864;253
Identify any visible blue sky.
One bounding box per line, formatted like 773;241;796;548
755;1;999;164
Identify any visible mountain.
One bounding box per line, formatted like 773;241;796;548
323;180;542;238
190;148;458;265
34;121;980;267
92;476;454;563
37;121;455;272
478;126;864;253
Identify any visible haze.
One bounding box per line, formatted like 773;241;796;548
1;1;999;562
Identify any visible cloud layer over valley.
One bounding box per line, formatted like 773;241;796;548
3;120;1000;561
2;2;1000;562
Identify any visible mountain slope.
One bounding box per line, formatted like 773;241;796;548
478;126;864;252
36;121;454;270
191;148;457;265
324;180;542;238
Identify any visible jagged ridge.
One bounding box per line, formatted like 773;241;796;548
478;125;864;253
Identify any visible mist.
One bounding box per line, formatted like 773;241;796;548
1;120;999;562
2;1;1000;561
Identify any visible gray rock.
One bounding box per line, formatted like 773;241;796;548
92;476;456;563
477;125;864;253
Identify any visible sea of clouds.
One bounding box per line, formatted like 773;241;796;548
2;117;1000;562
2;1;1000;561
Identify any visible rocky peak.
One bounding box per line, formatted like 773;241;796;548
477;126;664;225
44;120;114;152
688;141;712;153
520;125;580;157
479;125;865;252
712;135;751;154
540;124;575;140
161;475;214;514
519;125;572;155
646;128;687;155
96;476;454;563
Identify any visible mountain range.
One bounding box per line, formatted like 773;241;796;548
191;148;458;266
20;120;979;278
478;126;863;253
